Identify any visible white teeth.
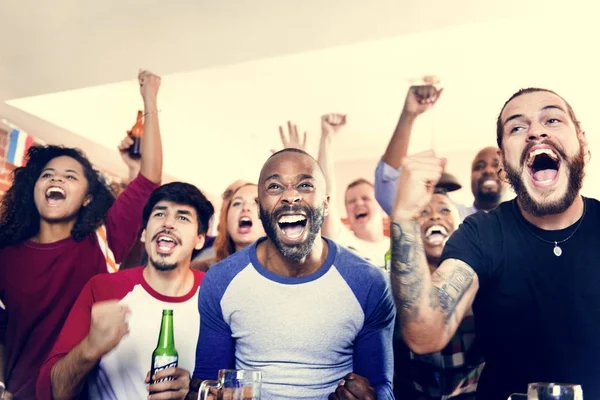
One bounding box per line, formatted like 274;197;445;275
426;225;448;238
46;187;65;196
157;236;175;243
527;148;559;166
278;215;306;224
240;217;251;222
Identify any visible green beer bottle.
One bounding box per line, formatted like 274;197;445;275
150;309;178;390
384;248;391;272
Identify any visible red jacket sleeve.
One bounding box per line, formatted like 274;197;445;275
36;280;95;400
104;173;159;263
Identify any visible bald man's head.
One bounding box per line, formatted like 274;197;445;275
257;149;329;262
470;146;503;210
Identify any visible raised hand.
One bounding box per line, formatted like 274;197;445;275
275;120;307;152
146;367;191;399
321;113;347;139
392;151;446;221
328;373;376;400
138;70;161;106
118;135;141;173
85;301;130;360
403;83;443;117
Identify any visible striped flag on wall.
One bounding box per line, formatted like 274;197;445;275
6;129;34;167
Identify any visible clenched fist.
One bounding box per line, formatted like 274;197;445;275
321;113;347;139
328;373;376;400
138;70;161;105
392;151;446;221
85;301;130;359
403;83;443;117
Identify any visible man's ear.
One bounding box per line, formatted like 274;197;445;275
579;130;590;162
140;229;147;244
194;234;206;250
323;195;330;217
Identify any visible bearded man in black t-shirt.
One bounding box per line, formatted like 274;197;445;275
389;87;598;400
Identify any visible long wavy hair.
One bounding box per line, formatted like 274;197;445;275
214;181;256;262
0;145;115;248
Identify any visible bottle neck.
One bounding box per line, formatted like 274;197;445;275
157;313;175;349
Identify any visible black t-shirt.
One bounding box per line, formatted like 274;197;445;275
441;197;600;400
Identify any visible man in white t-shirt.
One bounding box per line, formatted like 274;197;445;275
318;114;389;269
36;182;214;400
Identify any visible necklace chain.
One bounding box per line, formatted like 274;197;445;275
513;199;586;257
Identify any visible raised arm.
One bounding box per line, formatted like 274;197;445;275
138;70;163;184
390;151;478;354
382;82;443;169
317;113;348;240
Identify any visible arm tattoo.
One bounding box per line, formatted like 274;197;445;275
430;261;475;323
390;221;424;322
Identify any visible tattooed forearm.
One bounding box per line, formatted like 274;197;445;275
430;261;475;323
390;221;426;321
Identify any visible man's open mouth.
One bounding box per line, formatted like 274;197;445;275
479;177;499;191
526;147;561;186
238;217;253;234
355;211;369;221
45;186;66;205
277;214;307;241
155;234;178;255
424;224;449;246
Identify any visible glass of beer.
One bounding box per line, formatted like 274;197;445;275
508;382;583;399
199;369;262;400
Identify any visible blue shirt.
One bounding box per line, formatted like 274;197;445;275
193;237;395;399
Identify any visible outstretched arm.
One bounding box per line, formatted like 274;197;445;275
390;151;478;354
317;113;349;240
382;81;443;169
137;70;163;183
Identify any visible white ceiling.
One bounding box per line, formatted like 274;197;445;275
3;0;600;206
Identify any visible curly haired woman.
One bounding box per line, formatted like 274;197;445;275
0;71;163;399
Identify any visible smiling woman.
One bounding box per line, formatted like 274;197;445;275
0;146;115;246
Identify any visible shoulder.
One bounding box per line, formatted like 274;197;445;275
460;200;515;231
333;242;389;291
202;245;253;293
87;267;144;299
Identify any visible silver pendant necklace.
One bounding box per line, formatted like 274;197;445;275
514;199;586;257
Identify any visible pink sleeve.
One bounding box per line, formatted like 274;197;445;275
104;173;159;263
36;280;96;400
0;308;6;345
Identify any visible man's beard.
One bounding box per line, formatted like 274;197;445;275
475;173;502;205
151;256;178;271
503;142;585;217
259;203;325;263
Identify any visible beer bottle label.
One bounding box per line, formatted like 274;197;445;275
152;355;178;383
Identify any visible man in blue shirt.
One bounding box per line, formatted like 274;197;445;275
190;148;395;400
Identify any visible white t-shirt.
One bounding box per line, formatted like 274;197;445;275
39;267;202;399
335;227;389;270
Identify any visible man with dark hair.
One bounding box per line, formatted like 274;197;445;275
375;84;504;220
389;88;599;399
191;148;395;399
36;182;214;400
